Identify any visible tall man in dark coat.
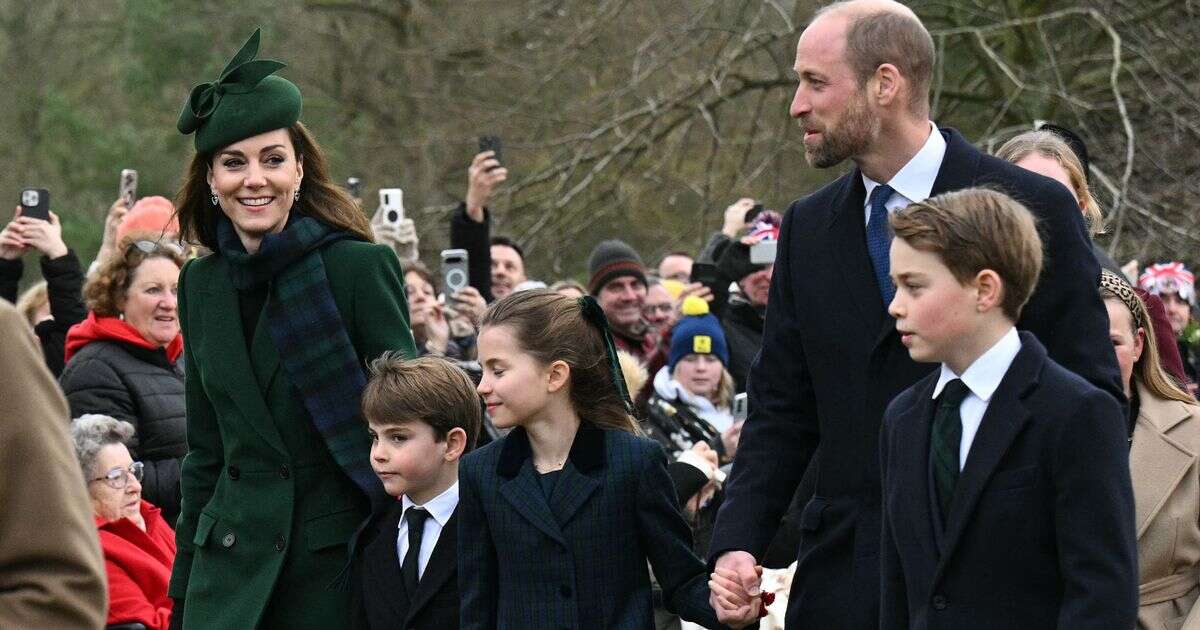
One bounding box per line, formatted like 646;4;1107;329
706;1;1124;627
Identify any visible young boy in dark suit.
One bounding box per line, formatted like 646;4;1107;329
879;188;1137;629
351;354;480;630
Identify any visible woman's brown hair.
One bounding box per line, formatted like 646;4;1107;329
995;130;1104;237
480;290;640;434
1099;284;1195;405
85;236;186;317
174;121;373;250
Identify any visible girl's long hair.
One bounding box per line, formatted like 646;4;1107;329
174;121;372;250
481;290;640;434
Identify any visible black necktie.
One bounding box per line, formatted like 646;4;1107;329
401;507;429;593
932;379;971;522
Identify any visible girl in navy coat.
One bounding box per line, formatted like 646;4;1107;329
458;290;726;629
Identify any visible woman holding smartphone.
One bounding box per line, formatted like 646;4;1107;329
167;30;415;629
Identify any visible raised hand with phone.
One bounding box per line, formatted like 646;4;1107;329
465;140;507;223
370;187;420;264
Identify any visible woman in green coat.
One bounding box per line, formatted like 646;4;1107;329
166;30;416;629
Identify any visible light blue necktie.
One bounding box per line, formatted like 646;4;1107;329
866;184;896;306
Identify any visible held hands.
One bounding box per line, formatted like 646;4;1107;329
465;150;507;222
709;551;771;628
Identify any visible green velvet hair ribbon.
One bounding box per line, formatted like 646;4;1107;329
578;296;636;415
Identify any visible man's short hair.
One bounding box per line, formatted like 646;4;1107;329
816;2;935;114
361;353;481;450
889;188;1043;321
490;236;525;262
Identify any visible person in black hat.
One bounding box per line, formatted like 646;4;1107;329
168;29;417;630
587;239;660;365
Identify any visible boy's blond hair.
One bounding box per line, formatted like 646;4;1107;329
889;188;1043;321
361;353;481;451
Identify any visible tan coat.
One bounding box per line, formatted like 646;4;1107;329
1132;381;1200;630
0;301;106;628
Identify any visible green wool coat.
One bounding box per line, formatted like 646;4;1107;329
167;240;416;629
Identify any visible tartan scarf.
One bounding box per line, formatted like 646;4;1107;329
218;214;386;507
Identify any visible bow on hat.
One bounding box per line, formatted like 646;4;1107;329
177;29;287;135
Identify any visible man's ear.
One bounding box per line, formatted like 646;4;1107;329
975;269;1004;312
546;359;571;394
444;427;468;461
873;63;903;107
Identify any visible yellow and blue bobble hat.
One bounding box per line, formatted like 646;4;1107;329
668;296;729;370
177;29;302;155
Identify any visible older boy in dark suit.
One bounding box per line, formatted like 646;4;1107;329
351;354;480;630
878;189;1137;629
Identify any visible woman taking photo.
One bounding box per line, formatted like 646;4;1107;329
1099;270;1200;629
167;30;415;629
60;237;186;524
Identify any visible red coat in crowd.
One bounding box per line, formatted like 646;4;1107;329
97;500;176;630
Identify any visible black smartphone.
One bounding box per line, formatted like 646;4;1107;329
744;203;764;224
19;188;50;221
478;135;503;170
689;262;730;316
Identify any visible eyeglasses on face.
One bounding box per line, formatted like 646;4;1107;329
90;461;144;490
643;303;674;315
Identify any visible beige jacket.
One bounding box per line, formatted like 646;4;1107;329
1132;381;1200;630
0;301;106;628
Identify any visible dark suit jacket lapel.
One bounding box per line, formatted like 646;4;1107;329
405;511;457;624
827;173;886;335
892;380;940;562
497;428;567;546
196;258;287;456
935;333;1042;569
363;502;410;620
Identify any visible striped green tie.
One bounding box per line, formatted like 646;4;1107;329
932;379;971;522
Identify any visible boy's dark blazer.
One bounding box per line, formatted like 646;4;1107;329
879;332;1137;630
352;500;459;630
708;127;1124;628
458;422;725;630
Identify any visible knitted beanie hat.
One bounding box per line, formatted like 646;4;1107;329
117;196;179;244
669;296;729;371
588;239;647;295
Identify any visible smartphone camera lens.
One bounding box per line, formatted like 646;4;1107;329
387;210;399;223
22;190;38;206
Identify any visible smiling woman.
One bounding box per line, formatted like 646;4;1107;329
166;29;416;630
60;238;186;524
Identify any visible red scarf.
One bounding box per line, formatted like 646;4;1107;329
65;312;183;364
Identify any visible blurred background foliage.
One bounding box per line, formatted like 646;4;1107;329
0;0;1196;284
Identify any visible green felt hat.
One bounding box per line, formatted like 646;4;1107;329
177;29;302;155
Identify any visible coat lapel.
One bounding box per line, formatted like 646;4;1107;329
363;503;410;620
549;424;606;528
935;333;1041;567
892;379;940;562
497;428;567;546
1130;384;1196;538
928;128;982;197
195;258;287;456
405;512;457;625
827;173;886;335
248;299;281;396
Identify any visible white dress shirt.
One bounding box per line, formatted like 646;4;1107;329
396;482;459;579
931;327;1022;470
862;122;947;225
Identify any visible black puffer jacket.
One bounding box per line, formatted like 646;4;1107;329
60;339;186;524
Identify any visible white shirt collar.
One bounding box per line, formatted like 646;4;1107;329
400;481;459;528
932;327;1021;402
862;121;946;208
